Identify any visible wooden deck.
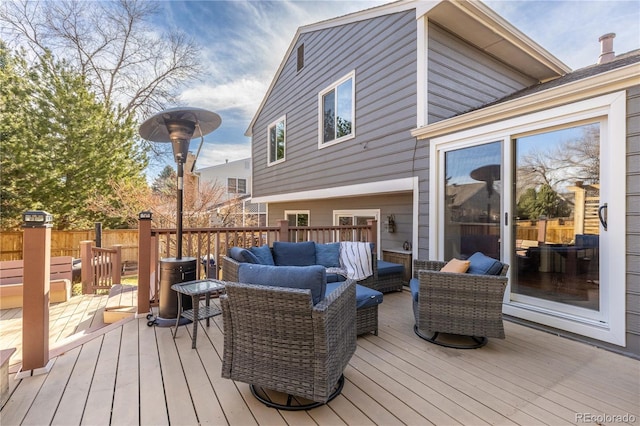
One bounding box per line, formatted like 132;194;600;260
1;294;109;372
1;290;638;425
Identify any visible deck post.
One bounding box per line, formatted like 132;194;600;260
277;219;289;242
137;212;152;316
19;210;54;377
80;241;93;294
112;244;122;284
367;219;378;249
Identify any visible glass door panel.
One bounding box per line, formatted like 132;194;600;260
444;142;502;260
512;123;600;311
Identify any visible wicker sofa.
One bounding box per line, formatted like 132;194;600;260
410;253;509;349
222;251;382;336
221;264;356;409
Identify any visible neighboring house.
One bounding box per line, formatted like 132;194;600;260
196;158;267;226
245;0;640;356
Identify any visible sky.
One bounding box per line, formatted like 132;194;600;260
153;0;640;176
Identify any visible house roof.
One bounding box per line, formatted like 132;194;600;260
470;49;640;112
411;48;640;139
245;0;570;137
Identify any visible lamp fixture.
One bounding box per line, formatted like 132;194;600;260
22;210;53;228
384;214;396;233
139;107;221;259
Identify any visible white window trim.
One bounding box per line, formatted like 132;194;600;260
333;209;381;257
227;177;247;194
318;70;356;149
429;91;627;346
267;115;286;166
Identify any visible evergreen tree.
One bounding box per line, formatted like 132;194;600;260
0;44;148;230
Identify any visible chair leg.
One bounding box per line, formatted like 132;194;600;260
414;325;488;349
250;375;345;411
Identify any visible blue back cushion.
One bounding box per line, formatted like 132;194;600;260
467;252;503;275
228;247;260;264
238;263;326;305
249;245;275;265
272;241;316;266
315;242;340;268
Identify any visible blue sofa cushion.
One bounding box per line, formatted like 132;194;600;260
377;260;404;276
315;242;341;268
273;241;316;266
238;264;326;305
325;282;383;309
467;252;504;275
409;278;420;302
228;247;260;264
249;245;275;265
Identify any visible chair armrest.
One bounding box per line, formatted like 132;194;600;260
221;256;240;282
313;279;357;390
413;259;447;278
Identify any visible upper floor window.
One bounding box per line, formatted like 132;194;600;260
297;44;304;72
227;178;247;194
318;71;355;148
268;116;286;165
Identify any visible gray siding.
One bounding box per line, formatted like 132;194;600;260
427;23;536;124
251;10;418;198
626;85;640;355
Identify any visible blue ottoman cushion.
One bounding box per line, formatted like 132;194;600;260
326;282;383;309
377;260;404;276
273;241;316;266
238;263;326;305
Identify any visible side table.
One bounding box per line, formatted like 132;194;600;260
171;279;226;348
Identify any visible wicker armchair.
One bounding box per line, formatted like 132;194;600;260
221;278;357;410
411;259;509;349
221;255;380;335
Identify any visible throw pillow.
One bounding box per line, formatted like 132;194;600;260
467;252;503;275
315;242;340;268
228;247;260;264
440;258;470;273
249;245;275;265
272;241;316;266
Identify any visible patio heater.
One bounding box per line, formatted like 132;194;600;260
139;107;221;326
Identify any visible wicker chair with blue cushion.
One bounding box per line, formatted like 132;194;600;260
410;252;509;349
221;263;357;410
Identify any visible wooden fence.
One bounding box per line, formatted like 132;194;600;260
0;229;138;262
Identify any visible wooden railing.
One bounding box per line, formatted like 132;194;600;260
136;218;377;315
79;241;122;294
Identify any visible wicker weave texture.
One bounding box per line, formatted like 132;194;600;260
413;259;509;339
221;280;356;403
374;272;404;293
222;255;378;335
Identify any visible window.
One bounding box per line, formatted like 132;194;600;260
430;91;626;345
318;71;355;147
227;178;246;194
268;116;286;165
297;44;304;72
285;210;310;241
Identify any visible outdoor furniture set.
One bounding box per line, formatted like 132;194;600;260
221;241;393;336
174;241;508;410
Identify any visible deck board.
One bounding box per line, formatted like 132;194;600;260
1;290;638;425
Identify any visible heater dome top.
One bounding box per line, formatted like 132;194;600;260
139;107;221;142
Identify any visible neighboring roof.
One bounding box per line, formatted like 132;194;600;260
473;49;640;112
245;0;570;137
